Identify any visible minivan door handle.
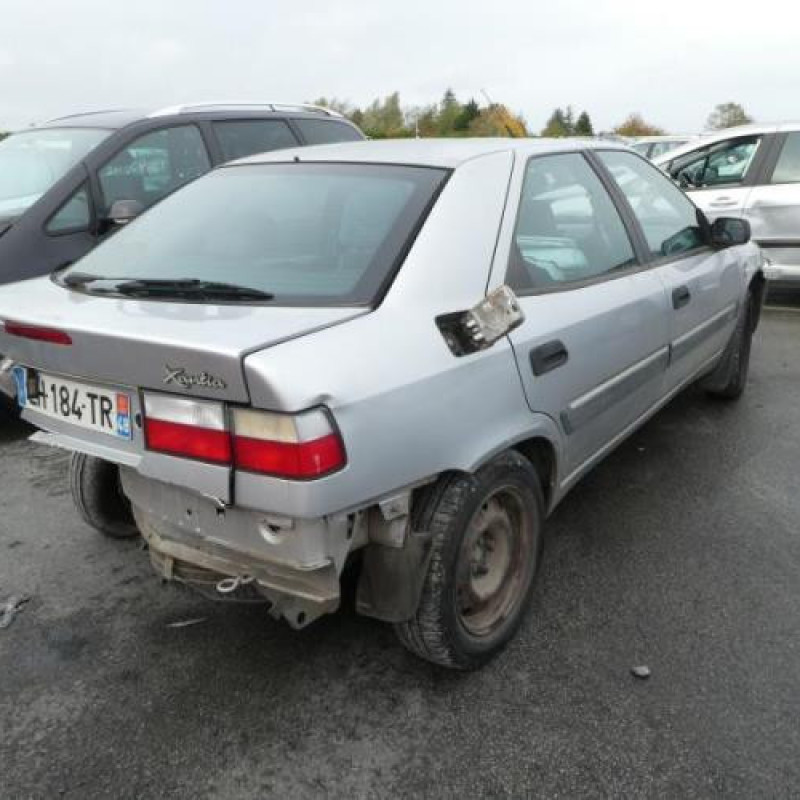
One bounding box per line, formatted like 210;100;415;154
530;340;569;376
672;285;691;309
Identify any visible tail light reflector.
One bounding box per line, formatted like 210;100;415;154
141;394;346;478
233;408;345;479
3;321;72;345
143;394;231;464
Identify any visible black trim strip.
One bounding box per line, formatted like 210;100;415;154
560;347;669;435
670;304;737;364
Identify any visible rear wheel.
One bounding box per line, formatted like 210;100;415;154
70;453;139;539
395;451;544;670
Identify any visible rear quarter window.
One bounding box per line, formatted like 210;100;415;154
294;119;364;145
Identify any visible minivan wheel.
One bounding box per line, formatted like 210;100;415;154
704;293;754;401
395;451;544;670
70;453;139;539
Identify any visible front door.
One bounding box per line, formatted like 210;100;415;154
596;149;741;391
665;133;765;220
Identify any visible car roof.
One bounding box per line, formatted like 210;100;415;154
232;137;632;170
31;102;348;132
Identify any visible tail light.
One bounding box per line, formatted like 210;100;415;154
142;393;345;479
143;394;231;464
3;321;72;345
233;407;345;479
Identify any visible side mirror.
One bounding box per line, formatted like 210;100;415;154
711;216;750;248
108;199;144;226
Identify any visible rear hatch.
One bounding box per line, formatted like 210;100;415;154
0;278;366;503
0;277;365;403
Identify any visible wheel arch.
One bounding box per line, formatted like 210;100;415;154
748;269;766;332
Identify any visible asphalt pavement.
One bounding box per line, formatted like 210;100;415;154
1;304;798;799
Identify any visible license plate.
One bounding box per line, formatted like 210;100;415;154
13;367;132;440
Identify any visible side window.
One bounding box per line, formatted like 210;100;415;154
669;136;761;189
212;120;298;162
98;126;210;215
294;119;363;145
599;150;705;259
507;153;636;291
46;185;91;234
770;133;800;184
650;140;682;160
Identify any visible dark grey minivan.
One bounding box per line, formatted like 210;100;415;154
0;103;364;285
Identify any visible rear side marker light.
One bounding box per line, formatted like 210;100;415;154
3;321;72;345
143;394;231;464
233;407;346;479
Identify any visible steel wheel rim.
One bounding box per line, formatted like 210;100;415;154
456;485;534;638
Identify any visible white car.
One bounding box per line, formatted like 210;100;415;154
655;123;800;288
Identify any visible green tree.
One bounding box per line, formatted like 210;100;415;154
541;108;570;137
613;113;666;137
574;111;594;136
706;102;753;130
436;88;462;135
454;99;480;132
360;92;408;138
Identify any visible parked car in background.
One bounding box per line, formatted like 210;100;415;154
655;123;800;289
0;138;764;669
630;135;695;160
0;103;364;286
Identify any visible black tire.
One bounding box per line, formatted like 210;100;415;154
704;293;754;401
395;451;545;670
70;452;139;539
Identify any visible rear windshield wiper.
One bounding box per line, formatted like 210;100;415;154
61;274;274;301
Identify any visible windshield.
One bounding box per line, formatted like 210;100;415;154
0;127;109;219
60;162;448;305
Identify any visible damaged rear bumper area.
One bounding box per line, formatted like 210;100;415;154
122;469;365;628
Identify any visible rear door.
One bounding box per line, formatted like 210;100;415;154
92;124;212;231
596;150;742;390
499;151;672;478
741;131;800;280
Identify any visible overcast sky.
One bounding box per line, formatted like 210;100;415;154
0;0;796;133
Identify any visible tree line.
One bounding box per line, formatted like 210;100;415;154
0;98;753;142
316;91;754;139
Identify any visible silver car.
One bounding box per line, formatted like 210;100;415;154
630;135;695;161
654;122;800;289
0;139;764;669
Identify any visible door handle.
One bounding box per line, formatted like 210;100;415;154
530;340;569;376
672;285;691;309
709;197;736;208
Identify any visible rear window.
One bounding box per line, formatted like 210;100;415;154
294;119;364;145
63;163;448;305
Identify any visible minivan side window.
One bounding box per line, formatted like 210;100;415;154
668;136;761;189
294;119;363;145
98;126;210;216
46;184;91;234
599;150;705;259
212;120;298;162
507;153;636;291
770;133;800;184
